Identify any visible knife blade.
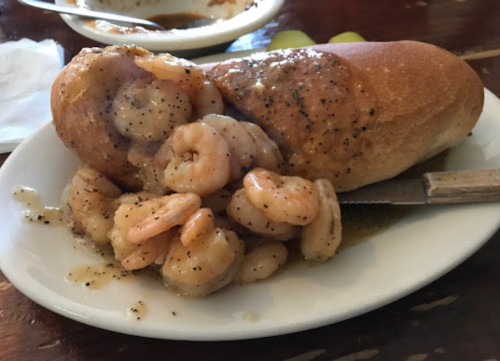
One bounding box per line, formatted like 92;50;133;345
337;178;428;205
336;169;500;205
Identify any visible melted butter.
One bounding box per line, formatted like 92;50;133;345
243;311;259;323
11;186;63;225
126;301;147;321
66;260;141;290
338;152;448;250
66;242;162;290
338;204;416;251
66;259;162;290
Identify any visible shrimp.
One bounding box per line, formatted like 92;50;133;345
127;144;166;195
234;240;288;284
161;228;245;297
180;208;215;247
192;80;224;119
213;214;249;236
68;166;122;243
114;191;159;207
243;168;320;226
112;77;192;143
109;193;199;261
121;228;177;270
198;114;257;181
109;195;174;261
201;188;232;214
301;179;342;262
226;189;298;240
241;121;284;173
134;54;223;120
127;193;201;244
154;123;231;197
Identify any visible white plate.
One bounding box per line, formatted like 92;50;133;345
1;83;500;340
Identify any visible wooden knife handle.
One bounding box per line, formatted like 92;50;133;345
424;169;500;204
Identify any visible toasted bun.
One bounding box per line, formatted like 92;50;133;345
207;41;484;191
51;45;151;190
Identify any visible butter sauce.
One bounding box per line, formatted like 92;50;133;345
65;241;162;290
11;186;64;225
66;261;142;290
126;300;148;321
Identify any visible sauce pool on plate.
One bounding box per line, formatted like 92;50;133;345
11;186;63;225
147;13;207;30
65;261;144;290
126;300;147;321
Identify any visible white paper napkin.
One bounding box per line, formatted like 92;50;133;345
0;38;64;154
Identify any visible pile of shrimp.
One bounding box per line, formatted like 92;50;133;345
67;54;342;297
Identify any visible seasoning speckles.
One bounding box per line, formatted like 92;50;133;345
209;48;378;185
11;186;64;225
66;262;143;290
126;301;147;321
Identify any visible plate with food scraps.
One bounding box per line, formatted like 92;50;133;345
1;56;500;340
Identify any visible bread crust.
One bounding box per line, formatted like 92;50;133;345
51;45;151;190
314;41;484;189
206;41;484;191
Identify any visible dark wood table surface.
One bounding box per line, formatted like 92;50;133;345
1;0;500;360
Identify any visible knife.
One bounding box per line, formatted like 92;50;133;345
336;169;500;205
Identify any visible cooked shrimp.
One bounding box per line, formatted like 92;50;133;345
127;144;166;195
241;122;284;173
69;166;122;243
180;208;215;247
192;80;224;119
243;168;320;226
109;195;173;261
134;54;223;120
121;228;177;270
127;193;201;244
114;191;159;207
112;77;191;143
266;226;301;242
198;114;257;181
201;188;232;214
154;123;231;197
234;240;288;284
226;189;298;240
162;228;245;297
135;54;205;96
301;179;342;262
213;214;249;236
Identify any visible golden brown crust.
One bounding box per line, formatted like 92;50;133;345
207;41;484;191
312;41;484;189
51;45;151;190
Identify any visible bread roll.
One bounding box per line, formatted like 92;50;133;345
206;41;484;192
51;45;153;190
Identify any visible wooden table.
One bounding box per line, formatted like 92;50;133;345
1;0;500;360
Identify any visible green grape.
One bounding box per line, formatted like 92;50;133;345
328;32;366;43
268;30;316;51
